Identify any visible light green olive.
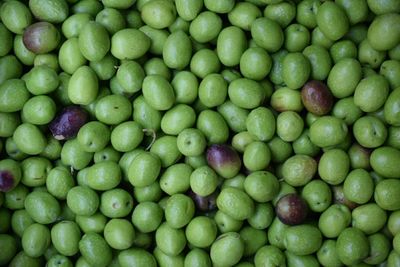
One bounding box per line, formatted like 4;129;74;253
68;66;98;105
316;1;349;41
13;123;46;155
217;26;247;67
367;13;400;51
142;75;175;111
58;38;87;74
327;58;362;98
111;28;150;60
175;0;203;21
217;187;255;220
282;52;311;89
251;17;283;53
163;30;192;70
0;1;32;34
79;22;110;62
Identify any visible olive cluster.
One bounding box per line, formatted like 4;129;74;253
0;0;400;266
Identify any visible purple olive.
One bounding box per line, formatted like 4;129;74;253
276;193;308;225
0;171;14;192
332;185;358;210
301;80;333;115
187;189;218;212
49;106;88;140
0;159;21;192
23;22;61;54
206;144;241;178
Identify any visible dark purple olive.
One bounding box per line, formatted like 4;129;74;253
23;22;61;54
206;144;241;178
276;193;308;225
49;106;88;140
332;185;358;210
301;80;333;115
0;171;14;192
0;159;21;192
187;189;218;212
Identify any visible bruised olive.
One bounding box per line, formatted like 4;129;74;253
23;22;61;54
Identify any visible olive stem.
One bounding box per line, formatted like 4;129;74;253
143;128;156;150
70;166;75;175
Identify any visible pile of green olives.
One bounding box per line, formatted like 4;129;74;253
0;0;400;266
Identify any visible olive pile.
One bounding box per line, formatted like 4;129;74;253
0;0;400;266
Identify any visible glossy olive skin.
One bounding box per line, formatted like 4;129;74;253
301;80;333;115
49;106;89;141
23;22;60;54
316;1;349;41
276;193;308;225
206;144;241;179
309;116;348;148
2;1;400;267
